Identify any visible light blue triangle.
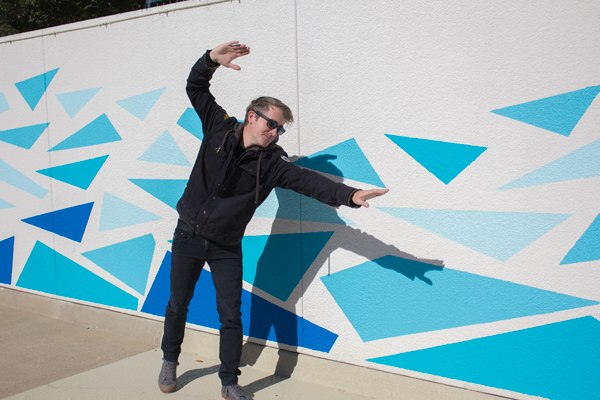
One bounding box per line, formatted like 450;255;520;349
295;139;385;187
242;231;335;301
322;257;598;342
254;187;356;225
369;316;600;400
385;135;487;184
129;179;187;210
14;68;59;111
99;192;161;231
116;88;165;121
36;155;108;190
0;158;48;199
0;123;49;149
16;241;138;310
499;138;600;190
0;198;15;209
561;214;600;265
138;130;190;166
177;108;203;140
0;92;9;114
491;85;600;136
56;87;101;118
378;208;570;261
82;234;155;295
49;114;121;151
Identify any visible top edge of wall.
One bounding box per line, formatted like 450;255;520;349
0;0;235;45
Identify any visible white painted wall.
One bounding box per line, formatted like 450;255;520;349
2;1;600;399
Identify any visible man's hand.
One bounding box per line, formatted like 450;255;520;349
352;188;389;208
209;41;250;71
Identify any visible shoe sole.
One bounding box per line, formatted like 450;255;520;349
159;381;177;393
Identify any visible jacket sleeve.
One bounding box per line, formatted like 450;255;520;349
186;50;229;139
271;153;361;208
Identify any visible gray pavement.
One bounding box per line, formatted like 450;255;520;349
0;288;513;400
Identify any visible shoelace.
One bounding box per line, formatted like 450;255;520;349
161;361;177;382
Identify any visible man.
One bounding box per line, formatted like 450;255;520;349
158;41;388;400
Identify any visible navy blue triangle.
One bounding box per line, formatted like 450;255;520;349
22;202;94;243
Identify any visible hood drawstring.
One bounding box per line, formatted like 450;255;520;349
255;151;263;204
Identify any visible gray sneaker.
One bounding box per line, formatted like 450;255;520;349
158;359;178;393
221;384;252;399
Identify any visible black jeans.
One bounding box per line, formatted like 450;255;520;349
161;225;244;386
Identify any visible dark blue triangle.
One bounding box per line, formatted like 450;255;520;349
0;236;14;285
22;202;94;242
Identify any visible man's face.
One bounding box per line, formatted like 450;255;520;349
243;106;285;148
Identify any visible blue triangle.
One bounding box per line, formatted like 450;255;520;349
142;252;338;353
99;192;161;231
129;179;187;210
16;241;138;310
116;88;165;121
378;208;570;261
561;214;600;265
14;68;59;111
49;114;122;152
385;135;487;184
254;187;356;225
0;123;49;149
82;234;155;295
369;316;600;400
56;87;101;118
0;92;10;114
499;138;600;190
491;85;600;136
22;202;94;242
138;130;190;166
322;257;598;342
0;158;49;199
241;231;334;301
295;139;385;187
0;236;14;285
0;198;15;209
36;155;108;190
177;108;203;140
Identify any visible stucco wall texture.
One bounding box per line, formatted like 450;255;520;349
1;1;600;399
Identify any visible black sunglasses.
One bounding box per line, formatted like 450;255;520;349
253;110;286;135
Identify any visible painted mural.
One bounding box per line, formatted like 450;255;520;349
1;2;600;399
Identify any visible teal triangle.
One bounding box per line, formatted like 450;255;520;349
14;68;59;111
116;87;165;121
138;130;190;166
369;316;600;400
254;187;356;225
378;208;570;261
99;192;161;231
561;214;600;265
322;257;598;342
0;158;48;199
177;108;203;140
82;234;155;295
56;87;101;118
36;155;108;190
22;202;94;243
385;135;487;184
242;231;335;301
0;198;15;209
499;138;600;190
16;241;138;310
491;85;600;136
295;139;385;187
49;114;121;151
0;92;10;114
129;179;187;210
0;123;49;149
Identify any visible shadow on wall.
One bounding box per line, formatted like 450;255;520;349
241;154;444;384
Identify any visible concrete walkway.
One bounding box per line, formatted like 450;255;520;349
0;288;512;400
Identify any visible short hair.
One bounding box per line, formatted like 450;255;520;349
244;96;294;126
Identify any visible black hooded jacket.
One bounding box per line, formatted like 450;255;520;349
176;50;359;245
